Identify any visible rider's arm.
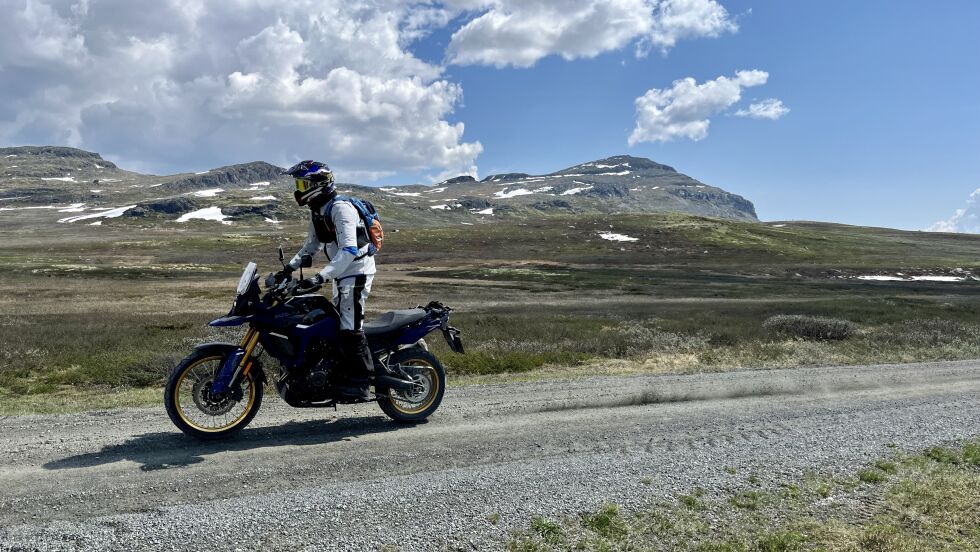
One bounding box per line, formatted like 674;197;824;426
316;202;359;281
288;218;321;270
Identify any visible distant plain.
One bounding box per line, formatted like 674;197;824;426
3;207;980;414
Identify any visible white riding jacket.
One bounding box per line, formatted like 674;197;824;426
288;200;376;282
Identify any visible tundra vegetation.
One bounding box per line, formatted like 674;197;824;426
2;211;980;413
506;441;980;551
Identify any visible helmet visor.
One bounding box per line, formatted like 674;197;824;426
295;178;312;193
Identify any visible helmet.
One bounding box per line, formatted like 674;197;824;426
283;160;335;206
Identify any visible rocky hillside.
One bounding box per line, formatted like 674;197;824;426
0;148;757;229
419;155;757;221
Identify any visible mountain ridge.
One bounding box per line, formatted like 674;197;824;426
0;147;758;226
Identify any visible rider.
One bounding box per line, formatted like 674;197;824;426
278;160;376;400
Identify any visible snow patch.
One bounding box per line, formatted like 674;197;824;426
59;205;136;223
57;203;87;213
41;176;76;182
771;224;786;228
532;186;554;193
250;195;277;201
561;185;593;196
177;207;231;224
856;275;968;283
599;232;639;242
189;188;224;198
89;221;102;226
430;204;450;210
475;208;494;215
90;189;103;193
249;181;270;187
494;188;533;199
503;177;543;185
1;204;78;211
425;187;447;193
391;192;422;197
264;217;281;224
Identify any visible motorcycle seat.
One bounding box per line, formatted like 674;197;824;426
363;308;428;336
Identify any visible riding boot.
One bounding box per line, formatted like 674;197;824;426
338;330;372;400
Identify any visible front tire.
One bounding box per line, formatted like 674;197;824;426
164;351;263;440
377;348;446;423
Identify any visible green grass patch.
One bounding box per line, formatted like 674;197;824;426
507;440;980;551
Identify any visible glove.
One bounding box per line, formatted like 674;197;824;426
273;265;294;283
294;274;324;295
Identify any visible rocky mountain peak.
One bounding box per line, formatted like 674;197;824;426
159;161;286;193
440;175;477;185
0;146;112;164
480;173;532;183
552;155;676;177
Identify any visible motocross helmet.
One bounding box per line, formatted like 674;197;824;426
283;160;335;206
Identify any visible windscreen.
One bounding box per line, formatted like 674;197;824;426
236;262;257;295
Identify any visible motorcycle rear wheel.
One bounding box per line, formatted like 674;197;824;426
377;348;446;423
164;352;263;440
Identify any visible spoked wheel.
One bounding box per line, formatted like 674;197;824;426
377;348;446;423
164;352;263;440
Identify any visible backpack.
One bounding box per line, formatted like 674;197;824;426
313;195;384;256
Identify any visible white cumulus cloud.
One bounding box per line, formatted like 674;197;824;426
0;0;480;180
447;0;737;68
734;98;790;120
928;189;980;233
628;69;770;144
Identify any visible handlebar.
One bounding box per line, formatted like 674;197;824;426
262;271;324;303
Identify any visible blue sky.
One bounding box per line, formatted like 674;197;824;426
422;1;980;229
1;1;977;230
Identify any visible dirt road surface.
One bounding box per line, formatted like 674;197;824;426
2;360;979;551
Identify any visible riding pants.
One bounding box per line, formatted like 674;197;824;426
332;275;373;331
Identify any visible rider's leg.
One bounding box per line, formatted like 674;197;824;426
334;275;374;399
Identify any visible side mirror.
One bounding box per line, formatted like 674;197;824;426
300;254;314;268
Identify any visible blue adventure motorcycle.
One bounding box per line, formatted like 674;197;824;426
164;248;464;440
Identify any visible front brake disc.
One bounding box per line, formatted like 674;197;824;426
192;379;236;416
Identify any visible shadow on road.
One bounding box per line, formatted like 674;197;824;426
43;415;404;472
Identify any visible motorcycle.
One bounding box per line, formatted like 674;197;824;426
164;247;465;440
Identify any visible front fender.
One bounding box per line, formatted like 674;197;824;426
208;315;251;327
192;342;267;385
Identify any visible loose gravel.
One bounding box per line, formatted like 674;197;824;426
1;360;979;551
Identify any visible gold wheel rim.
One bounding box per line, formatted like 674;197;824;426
389;361;439;415
174;356;257;433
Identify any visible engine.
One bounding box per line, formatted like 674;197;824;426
274;338;342;406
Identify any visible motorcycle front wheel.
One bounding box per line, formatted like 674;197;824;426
376;348;446;423
164;352;263;440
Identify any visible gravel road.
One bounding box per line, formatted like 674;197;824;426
1;360;979;551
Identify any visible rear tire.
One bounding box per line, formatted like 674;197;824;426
377;348;446;423
164;351;263;440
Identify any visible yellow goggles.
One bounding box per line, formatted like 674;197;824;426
295;179;313;193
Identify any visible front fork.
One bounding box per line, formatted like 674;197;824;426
211;326;261;396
